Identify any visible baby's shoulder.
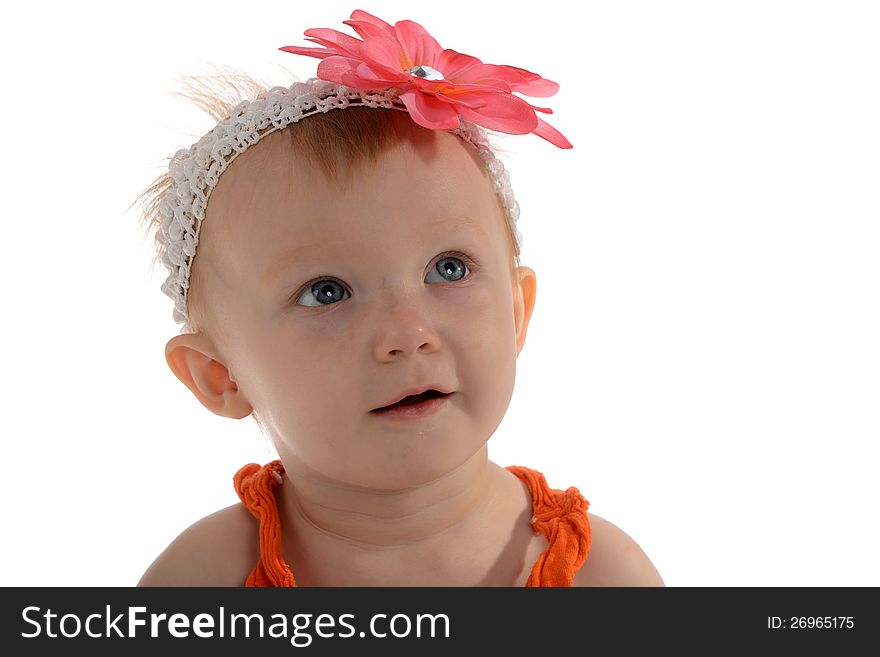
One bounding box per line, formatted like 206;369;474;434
138;503;258;586
572;512;665;587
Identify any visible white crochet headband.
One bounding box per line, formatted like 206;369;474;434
155;9;571;328
156;78;522;328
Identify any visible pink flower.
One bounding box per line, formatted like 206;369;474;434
279;9;572;148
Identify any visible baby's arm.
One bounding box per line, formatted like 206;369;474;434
577;513;665;587
137;504;258;587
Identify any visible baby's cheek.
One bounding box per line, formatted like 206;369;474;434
458;309;517;419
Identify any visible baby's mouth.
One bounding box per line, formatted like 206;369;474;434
372;389;450;412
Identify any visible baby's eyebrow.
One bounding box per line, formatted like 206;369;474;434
261;217;488;284
262;241;322;285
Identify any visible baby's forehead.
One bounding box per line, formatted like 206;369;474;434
204;127;503;261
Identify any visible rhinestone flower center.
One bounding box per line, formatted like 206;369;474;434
407;65;445;81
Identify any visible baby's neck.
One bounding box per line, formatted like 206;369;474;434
275;453;533;586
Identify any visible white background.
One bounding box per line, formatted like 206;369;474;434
0;0;877;587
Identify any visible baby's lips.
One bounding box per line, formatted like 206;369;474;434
371;387;454;411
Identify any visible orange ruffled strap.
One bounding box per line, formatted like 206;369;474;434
233;459;296;587
234;461;590;587
505;465;592;587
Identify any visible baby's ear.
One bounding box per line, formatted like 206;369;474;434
164;332;253;419
512;266;537;357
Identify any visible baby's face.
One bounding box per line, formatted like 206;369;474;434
188;127;534;489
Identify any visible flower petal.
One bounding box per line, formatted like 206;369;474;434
353;62;408;87
491;64;560;98
278;45;337;60
302;28;365;57
393;19;444;69
314;58;403;91
436;49;486;79
519;98;554;114
439;77;512;94
398;91;460;130
314;56;362;83
431;86;490;109
451;64;514;89
436;51;558;97
360;36;405;72
533;116;572;149
457;92;538;134
344;10;396;39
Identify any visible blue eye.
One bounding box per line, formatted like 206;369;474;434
293;253;474;307
427;255;469;283
296;279;350;307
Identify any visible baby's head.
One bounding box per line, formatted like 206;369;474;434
133;10;571;489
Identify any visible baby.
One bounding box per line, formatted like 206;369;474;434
135;9;663;587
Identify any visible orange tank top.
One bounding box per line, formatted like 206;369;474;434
233;460;591;587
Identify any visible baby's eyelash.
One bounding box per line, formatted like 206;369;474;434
438;250;480;272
